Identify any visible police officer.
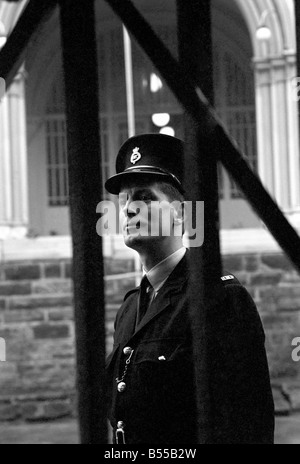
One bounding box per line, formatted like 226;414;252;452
105;133;274;444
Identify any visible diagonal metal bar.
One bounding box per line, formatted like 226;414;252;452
0;0;58;89
104;0;300;274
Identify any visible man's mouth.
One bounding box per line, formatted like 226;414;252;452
125;221;141;233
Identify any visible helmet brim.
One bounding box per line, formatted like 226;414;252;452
105;170;184;195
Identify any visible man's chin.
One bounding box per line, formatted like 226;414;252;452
123;233;157;250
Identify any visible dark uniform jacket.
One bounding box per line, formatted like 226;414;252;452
106;254;274;444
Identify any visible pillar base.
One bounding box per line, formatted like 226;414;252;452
0;226;28;240
286;210;300;232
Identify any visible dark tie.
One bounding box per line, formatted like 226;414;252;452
136;276;154;327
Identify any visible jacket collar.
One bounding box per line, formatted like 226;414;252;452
145;247;187;293
116;253;189;341
118;250;227;342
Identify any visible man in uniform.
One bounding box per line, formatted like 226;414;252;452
105;133;274;444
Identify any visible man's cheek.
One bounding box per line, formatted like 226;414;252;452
119;211;127;233
148;204;162;237
147;203;174;237
160;204;174;237
124;201;150;236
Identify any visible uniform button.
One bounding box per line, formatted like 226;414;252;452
123;346;133;356
117;382;127;393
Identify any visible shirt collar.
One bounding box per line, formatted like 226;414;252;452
144;247;187;294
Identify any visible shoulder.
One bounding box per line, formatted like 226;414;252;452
123;287;139;302
220;272;252;301
220;272;241;286
220;271;265;340
219;272;248;300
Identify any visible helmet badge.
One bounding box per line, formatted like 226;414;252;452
130;147;142;165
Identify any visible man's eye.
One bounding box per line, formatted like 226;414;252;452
138;195;151;202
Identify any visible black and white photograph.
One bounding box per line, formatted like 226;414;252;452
0;0;300;447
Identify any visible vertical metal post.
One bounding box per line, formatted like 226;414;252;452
59;0;107;444
177;0;222;443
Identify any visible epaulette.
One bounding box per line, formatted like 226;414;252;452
123;287;140;302
220;272;241;286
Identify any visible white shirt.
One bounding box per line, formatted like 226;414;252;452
144;247;187;295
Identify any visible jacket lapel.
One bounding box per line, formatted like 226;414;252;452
132;254;189;335
134;290;171;333
117;250;228;343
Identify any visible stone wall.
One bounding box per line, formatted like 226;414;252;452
0;251;300;421
0;257;137;422
224;253;300;414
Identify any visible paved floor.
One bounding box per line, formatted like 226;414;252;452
0;416;299;444
0;419;79;445
275;415;300;445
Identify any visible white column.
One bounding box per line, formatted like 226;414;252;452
270;57;290;210
254;54;300;221
254;59;275;195
0;94;13;228
284;52;300;217
0;69;29;238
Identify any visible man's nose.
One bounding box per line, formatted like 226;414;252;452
122;199;136;218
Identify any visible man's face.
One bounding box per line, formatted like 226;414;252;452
119;179;180;251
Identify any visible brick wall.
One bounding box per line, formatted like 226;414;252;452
0;251;299;421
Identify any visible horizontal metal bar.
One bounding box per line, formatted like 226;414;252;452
0;0;58;89
104;0;300;274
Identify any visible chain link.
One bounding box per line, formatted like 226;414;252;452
116;349;134;385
